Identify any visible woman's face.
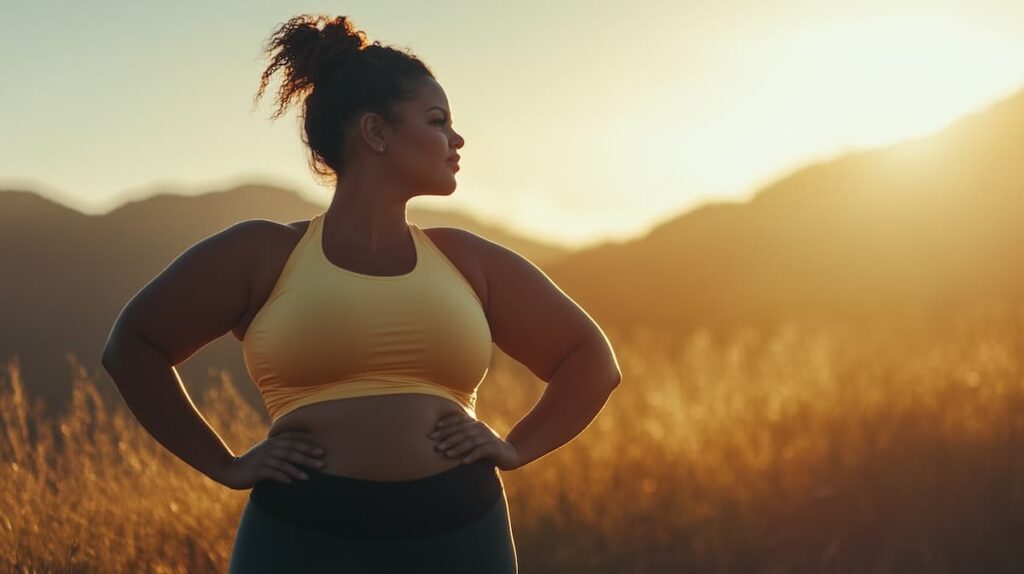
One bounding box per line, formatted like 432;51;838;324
384;77;465;195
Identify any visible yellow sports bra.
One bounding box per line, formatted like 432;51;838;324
242;212;493;423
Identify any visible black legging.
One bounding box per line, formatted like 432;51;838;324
228;459;518;573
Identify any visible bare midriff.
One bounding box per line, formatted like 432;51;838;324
265;393;469;481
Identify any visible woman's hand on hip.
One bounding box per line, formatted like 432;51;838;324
429;412;522;471
218;431;328;490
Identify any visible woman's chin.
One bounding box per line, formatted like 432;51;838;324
421;180;456;197
441;174;458;193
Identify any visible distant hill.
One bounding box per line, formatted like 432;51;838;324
545;88;1023;334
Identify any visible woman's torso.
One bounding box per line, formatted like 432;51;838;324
232;216;490;481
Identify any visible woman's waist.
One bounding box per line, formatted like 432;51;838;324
266;394;471;481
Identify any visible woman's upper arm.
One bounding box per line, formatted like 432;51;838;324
467;231;620;383
101;219;271;367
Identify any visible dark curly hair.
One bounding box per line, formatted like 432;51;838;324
253;14;435;184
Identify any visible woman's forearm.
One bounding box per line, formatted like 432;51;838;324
101;336;236;484
504;340;621;469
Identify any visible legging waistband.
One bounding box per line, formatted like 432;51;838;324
249;459;504;540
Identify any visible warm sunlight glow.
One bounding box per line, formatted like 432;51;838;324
604;10;1024;248
2;3;1022;248
786;15;1016;150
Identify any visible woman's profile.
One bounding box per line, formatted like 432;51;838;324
100;13;621;573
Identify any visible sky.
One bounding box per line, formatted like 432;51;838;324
1;0;1022;249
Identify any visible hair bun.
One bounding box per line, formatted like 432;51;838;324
309;16;369;78
258;14;369;95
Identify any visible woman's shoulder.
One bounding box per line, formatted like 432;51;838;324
418;225;489;250
228;216;308;236
419;225;489;265
225;217;313;285
419;225;524;272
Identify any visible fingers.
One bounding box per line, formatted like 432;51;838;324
432;421;481;448
434;427;489;458
270;446;328;472
265;468;295;484
430;413;491;461
460;442;494;464
272;437;323;454
261;432;328;484
264;457;309;483
443;434;490;458
271;437;327;467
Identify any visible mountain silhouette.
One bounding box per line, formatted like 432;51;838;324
546;88;1023;335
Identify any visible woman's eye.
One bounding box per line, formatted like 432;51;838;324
433;119;446;126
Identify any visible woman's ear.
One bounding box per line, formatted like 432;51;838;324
357;112;390;152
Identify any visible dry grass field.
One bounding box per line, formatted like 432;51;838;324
2;306;1022;573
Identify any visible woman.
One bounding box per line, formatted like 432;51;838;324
100;13;621;573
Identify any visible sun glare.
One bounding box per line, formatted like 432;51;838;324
784;14;1018;150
